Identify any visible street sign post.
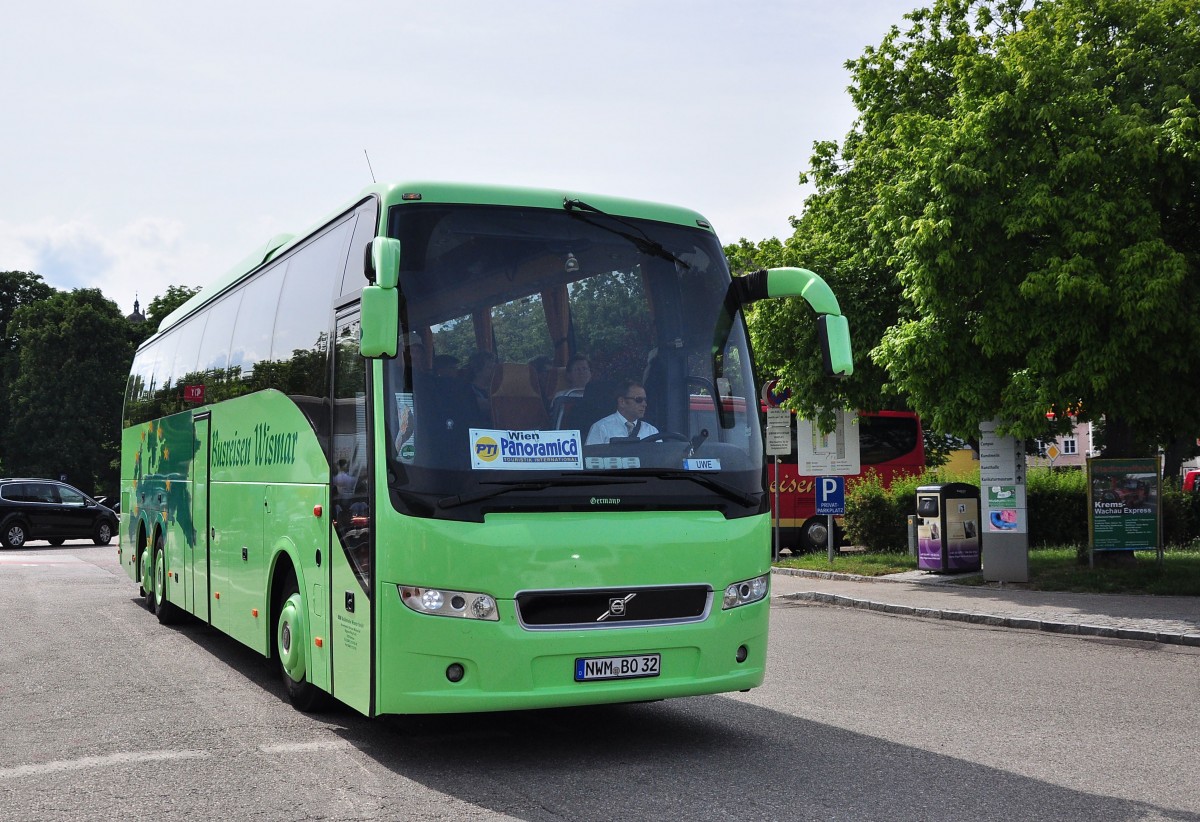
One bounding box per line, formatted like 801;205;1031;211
815;476;845;561
765;407;792;561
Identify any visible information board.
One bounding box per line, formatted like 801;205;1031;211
1087;458;1160;552
795;409;860;476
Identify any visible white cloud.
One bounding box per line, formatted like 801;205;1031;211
0;217;214;316
0;0;915;315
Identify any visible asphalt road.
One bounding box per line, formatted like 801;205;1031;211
2;542;1198;821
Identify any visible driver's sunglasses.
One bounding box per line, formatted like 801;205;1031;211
623;396;647;404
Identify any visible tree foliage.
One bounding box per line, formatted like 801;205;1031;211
0;271;55;466
3;289;133;493
145;285;200;336
745;0;1200;467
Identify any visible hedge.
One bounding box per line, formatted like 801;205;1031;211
843;467;1200;552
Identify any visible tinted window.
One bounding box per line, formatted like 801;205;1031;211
270;219;351;398
28;483;58;503
333;314;370;594
229;261;287;385
169;311;208;386
58;486;85;506
859;416;920;465
152;328;182;397
197;290;241;374
340;201;378;298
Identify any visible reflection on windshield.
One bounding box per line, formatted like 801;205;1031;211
381;203;764;521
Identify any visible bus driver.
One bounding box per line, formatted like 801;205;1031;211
585;379;659;445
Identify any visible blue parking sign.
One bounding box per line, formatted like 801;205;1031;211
815;476;845;515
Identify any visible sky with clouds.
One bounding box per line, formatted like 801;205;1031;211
1;1;917;318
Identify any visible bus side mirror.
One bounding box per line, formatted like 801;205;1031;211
366;237;400;288
740;267;854;378
817;314;853;378
361;238;401;357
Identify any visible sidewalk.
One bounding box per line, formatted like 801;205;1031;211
771;567;1200;647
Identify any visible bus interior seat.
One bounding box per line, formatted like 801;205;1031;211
563;378;617;439
411;373;483;469
490;362;549;430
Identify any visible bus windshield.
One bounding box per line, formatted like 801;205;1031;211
381;202;764;522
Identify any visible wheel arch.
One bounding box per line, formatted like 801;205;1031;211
267;537;308;664
1;513;32;544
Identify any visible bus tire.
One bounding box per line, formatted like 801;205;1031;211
153;536;183;625
140;548;155;612
800;517;831;553
800;516;846;553
276;576;328;713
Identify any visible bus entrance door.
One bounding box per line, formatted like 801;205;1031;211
191;414;211;622
330;311;373;715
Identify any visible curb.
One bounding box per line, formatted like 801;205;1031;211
772;566;980;586
771;570;1200;648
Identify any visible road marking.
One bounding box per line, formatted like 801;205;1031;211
259;740;354;754
0;750;209;780
0;556;83;564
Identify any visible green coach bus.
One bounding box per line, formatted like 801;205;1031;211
119;182;852;716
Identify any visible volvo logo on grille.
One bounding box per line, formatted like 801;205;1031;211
597;593;637;622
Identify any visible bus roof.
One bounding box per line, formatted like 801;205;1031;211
153;181;714;340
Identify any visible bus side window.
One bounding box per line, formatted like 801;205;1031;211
340;200;379;299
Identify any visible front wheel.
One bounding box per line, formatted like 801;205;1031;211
276;577;328;712
93;520;113;546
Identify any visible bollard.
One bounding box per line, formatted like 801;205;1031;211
907;515;917;556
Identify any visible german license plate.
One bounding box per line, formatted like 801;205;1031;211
575;653;660;682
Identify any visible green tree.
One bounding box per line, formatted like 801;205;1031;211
756;0;1200;471
144;285;200;336
4;289;133;494
0;272;55;456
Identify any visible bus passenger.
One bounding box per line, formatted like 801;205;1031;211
432;354;459;378
585;379;659;444
462;351;497;419
551;353;591;426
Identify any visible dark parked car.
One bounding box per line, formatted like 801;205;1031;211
0;478;119;548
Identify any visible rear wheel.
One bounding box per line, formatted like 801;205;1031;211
276;574;328;712
140;548;155;612
3;520;27;549
153;536;182;624
799;517;844;553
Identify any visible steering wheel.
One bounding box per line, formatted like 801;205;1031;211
639;432;690;444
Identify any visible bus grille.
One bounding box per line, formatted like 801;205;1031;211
515;586;712;629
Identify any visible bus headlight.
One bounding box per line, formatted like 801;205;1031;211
398;586;499;621
722;574;769;609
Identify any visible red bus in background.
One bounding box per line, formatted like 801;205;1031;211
687;395;924;552
767;409;925;553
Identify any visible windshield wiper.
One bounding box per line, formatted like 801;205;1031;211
563;198;691;269
438;476;644;510
582;469;759;507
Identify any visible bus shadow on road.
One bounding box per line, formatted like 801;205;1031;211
333;698;1197;822
137;602;1196;821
